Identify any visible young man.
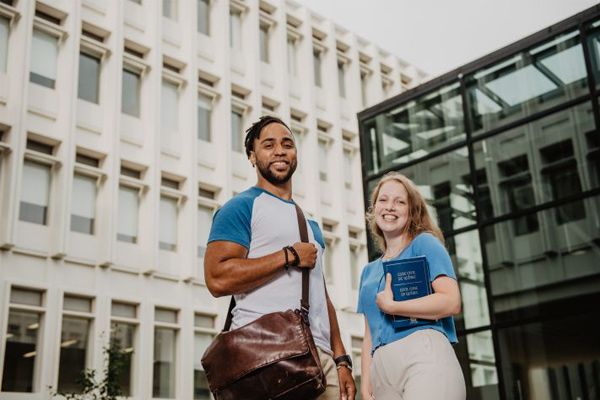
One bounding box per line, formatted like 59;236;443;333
204;116;356;400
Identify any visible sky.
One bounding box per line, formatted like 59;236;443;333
294;0;599;78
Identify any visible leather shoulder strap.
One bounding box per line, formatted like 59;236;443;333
294;204;310;313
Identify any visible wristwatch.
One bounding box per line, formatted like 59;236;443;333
334;354;352;371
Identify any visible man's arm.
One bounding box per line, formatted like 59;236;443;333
326;291;356;400
204;240;317;297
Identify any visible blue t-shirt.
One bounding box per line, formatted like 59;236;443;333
357;232;458;354
207;186;332;353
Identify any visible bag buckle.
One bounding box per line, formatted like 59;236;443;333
300;305;310;325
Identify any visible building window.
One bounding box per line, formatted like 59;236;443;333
163;0;177;20
122;67;141;117
344;150;353;189
110;302;138;397
77;52;100;104
153;308;178;399
30;29;58;89
360;71;368;106
259;23;269;63
197;205;213;262
231;108;244;153
287;37;297;77
117;185;139;243
197;0;209;35
58;295;93;394
1;16;8;73
229;9;241;50
350;246;359;290
1;287;44;393
70;174;97;235
338;61;346;98
159;196;178;251
162;80;179;131
193;314;216;399
498;155;539;235
323;238;333;284
313;49;322;87
318;140;328;181
540;140;586;224
197;93;212;142
19;160;51;225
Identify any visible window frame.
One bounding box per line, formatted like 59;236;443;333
159;182;186;252
110;300;140;398
29;14;67;89
55;293;94;394
1;286;46;393
192;312;217;399
197;82;218;143
152;307;180;399
19;142;61;226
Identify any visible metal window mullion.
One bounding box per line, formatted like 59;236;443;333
62;310;94;319
580;21;600;137
9;304;45;313
459;74;508;400
155;322;179;330
111;316;140;325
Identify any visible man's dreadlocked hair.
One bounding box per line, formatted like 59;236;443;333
244;115;293;158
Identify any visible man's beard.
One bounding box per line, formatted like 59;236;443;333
256;158;297;185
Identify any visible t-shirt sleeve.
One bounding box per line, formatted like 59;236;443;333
308;220;326;249
417;233;457;282
207;197;252;249
356;265;369;314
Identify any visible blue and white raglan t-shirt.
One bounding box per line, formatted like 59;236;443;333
207;186;331;353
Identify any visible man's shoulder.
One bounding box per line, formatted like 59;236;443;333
220;187;262;211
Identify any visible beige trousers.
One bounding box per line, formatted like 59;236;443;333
370;329;466;400
314;347;340;400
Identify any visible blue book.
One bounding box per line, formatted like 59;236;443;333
383;256;434;329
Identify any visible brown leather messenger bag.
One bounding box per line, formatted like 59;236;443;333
201;204;327;400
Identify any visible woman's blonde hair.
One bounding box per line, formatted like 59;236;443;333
366;172;444;252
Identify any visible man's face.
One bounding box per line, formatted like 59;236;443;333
251;123;298;185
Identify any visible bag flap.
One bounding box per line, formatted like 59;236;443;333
201;310;309;390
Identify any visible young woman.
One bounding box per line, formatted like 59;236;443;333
357;172;466;400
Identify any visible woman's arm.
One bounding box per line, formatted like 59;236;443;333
376;274;461;320
361;318;375;400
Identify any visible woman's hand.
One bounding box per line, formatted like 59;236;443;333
376;273;395;314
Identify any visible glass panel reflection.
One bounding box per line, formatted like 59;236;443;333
194;332;214;399
447;231;490;330
110;322;135;397
483;195;600;321
153;327;176;398
498;312;600;400
1;310;40;392
587;27;600;90
400;147;476;233
467;30;588;135
58;317;91;393
473;102;596;224
362;82;465;175
454;330;500;400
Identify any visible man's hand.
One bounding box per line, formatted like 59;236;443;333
337;366;356;400
291;242;318;268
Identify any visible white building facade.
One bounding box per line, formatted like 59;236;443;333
0;0;426;398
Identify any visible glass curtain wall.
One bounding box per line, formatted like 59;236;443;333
359;13;600;400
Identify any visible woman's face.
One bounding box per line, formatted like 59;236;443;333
374;180;409;237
